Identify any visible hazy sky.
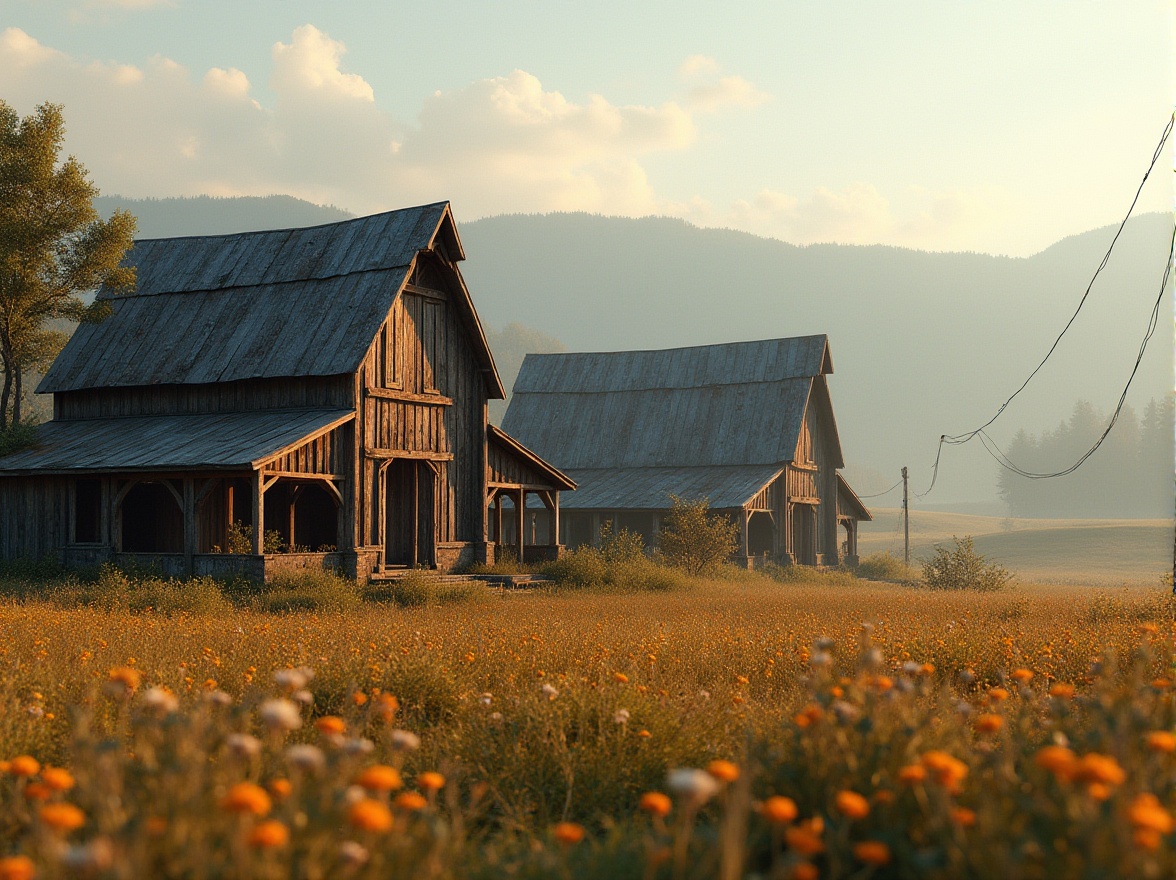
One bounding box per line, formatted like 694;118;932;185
1;0;1172;256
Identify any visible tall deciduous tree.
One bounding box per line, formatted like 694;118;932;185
0;101;136;430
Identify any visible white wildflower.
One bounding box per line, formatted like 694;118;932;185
141;687;179;715
666;768;720;806
273;668;309;691
292;689;314;706
342;737;375;756
225;732;262;758
259;698;302;732
285;744;326;773
479;692;493;707
390;729;421;752
339;840;370;865
613;708;630;725
541;683;559;701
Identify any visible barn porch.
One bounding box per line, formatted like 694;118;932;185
485;425;576;564
0;409;356;581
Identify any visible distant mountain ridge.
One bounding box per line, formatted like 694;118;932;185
90;195;1173;506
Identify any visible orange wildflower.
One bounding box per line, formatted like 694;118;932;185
612;672;629;683
23;782;52;802
106;666;142;694
247;820;289;849
873;675;894;692
873;789;895;805
974;714;1003;734
1074;753;1125;787
395;791;428;811
898;764;927;785
761;796;798;824
41;767;75;791
1135;828;1163;851
39;802;85;833
1087;783;1112;801
1146;731;1176;754
1034;745;1077;780
268;778;293;800
8;756;40;777
793;705;823;728
222;782;272;816
706;760;739;783
950;807;977;827
355;765;403;793
314;716;346;736
1128;793;1174;834
853;841;891;866
1010;669;1034;684
348;799;393;833
987;687;1009;702
792;864;819;880
145;817;168;836
785;819;825;856
0;856;35;880
372;693;400;721
639;791;672;818
418;771;445;792
553;822;585;846
1049;683;1075;699
920;751;969;791
835;790;870;820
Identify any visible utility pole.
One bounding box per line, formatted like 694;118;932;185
902;466;910;566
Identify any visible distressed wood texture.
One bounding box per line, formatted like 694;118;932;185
502;336;866;567
0;202;550;577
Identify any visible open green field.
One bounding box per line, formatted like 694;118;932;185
1;570;1176;878
860;508;1173;585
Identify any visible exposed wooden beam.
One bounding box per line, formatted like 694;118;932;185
364;386;453;406
365;448;453;462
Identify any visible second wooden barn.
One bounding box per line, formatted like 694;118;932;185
501;335;871;567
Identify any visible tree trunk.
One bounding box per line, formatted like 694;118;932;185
0;349;11;432
11;361;21;427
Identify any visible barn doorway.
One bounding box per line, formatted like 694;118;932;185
121;482;183;553
747;511;775;558
384;459;435;568
791;503;817;566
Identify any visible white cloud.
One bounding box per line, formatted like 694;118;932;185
0;26;711;218
716;182;1014;251
679;55;770;112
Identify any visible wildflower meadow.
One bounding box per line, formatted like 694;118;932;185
0;566;1173;878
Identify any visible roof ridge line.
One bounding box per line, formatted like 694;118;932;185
101;262;414;300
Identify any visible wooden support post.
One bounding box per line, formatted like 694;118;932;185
253;472;264;556
183;478;196;576
226;482;235;548
552;492;560;546
288;486;304;551
517;487;525;562
902;466;910;566
741;509;750;557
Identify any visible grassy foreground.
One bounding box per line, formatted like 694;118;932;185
0;575;1175;878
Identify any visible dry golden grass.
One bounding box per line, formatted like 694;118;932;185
0;575;1174;877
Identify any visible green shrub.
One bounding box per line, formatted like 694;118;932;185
920;535;1011;591
856;551;918;583
597;520;645;564
541;547;690;593
364;570;487;607
761;562;859;587
656;496;738;576
45;564;234;614
248;570;362;612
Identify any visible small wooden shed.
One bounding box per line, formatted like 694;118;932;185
0;202;573;579
501;336;871;567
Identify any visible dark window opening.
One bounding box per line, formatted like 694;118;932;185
122;482;183;553
75;479;102;543
296;484;338;551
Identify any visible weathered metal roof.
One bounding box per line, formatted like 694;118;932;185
837;474;873;522
487;424;577;491
502;336;835;472
553;465;785;510
0;409;353;474
39;202;481;393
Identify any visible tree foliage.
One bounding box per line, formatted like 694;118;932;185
0;101;136;430
656;495;738;576
997;397;1174;518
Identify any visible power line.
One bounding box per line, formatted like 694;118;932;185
857;477;903;499
916;111;1175;497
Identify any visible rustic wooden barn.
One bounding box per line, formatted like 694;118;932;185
0;202;573;579
501;336;871;567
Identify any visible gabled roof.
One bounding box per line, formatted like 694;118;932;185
0;409;353;475
501;336;838;473
39;202;501;395
487;424;577;491
836;474;873;522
